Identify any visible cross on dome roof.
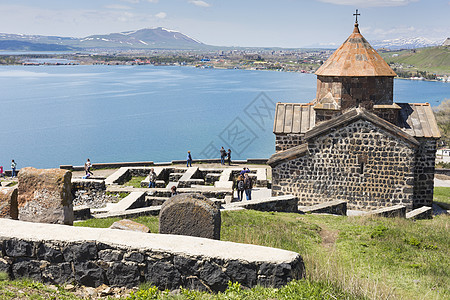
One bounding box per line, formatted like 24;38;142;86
353;9;360;24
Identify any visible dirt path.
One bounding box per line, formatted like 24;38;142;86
319;228;339;249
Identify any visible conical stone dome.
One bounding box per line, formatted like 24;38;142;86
316;23;396;77
313;22;396;120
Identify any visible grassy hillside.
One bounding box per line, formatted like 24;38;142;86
74;188;450;300
1;188;448;299
381;46;450;75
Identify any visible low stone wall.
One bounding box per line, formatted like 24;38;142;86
435;168;450;176
223;196;298;213
72;179;106;192
298;200;347;216
60;159;269;172
275;134;304;152
0;219;304;291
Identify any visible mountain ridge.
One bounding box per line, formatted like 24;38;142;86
0;27;207;50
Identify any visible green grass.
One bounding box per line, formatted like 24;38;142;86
381;46;450;75
75;215;160;233
75;209;449;300
434;187;450;205
124;176;147;188
74;217;122;228
8;187;450;299
0;272;79;299
128;280;363;300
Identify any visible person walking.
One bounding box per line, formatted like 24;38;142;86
240;167;250;176
236;174;245;201
187;151;193;167
148;168;157;188
11;160;17;178
84;159;94;176
220;147;226;165
171;185;178;197
244;173;253;200
227;149;231;166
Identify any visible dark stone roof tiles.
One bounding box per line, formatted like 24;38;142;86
397;103;441;138
267;143;309;167
273;102;440;139
273;103;316;134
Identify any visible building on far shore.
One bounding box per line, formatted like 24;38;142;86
268;19;441;211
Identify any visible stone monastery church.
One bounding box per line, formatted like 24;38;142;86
268;19;441;211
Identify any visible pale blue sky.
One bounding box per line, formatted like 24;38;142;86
0;0;448;47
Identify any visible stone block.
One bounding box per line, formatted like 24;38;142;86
12;259;42;281
37;243;63;263
63;242;97;262
224;195;298;213
42;262;73;285
146;261;182;290
17;167;73;225
159;193;221;240
406;206;433;220
199;260;229;292
298;200;347;216
109;191;146;212
105;262;140;288
0;187;18;219
4;239;34;257
71;179;105;191
73;261;105;287
109;219;150;233
367;205;406;218
94;206;161;219
73;205;92;220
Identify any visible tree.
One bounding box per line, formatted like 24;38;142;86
434;99;450;147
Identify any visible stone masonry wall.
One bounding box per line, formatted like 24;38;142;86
275;134;304;152
0;220;304;291
272;119;416;211
316;76;394;110
413;138;437;209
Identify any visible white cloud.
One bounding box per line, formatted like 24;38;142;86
105;4;132;10
316;0;418;7
120;0;140;3
0;4;167;37
155;12;167;19
147;0;159;3
189;1;211;8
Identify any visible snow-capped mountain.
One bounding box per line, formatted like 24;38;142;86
80;27;204;49
0;28;207;50
370;37;445;50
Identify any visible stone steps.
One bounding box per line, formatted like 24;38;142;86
108;191;147;212
406;206;433;220
95;205;162;219
366;205;406;218
298;200;347;216
223;195;298;213
105;167;129;185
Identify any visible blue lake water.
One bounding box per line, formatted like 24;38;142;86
0;65;449;169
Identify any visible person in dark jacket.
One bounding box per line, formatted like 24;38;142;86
220;147;226;165
187;151;192;167
148;168;157;188
244;173;253;200
236;174;245;201
227;149;231;166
